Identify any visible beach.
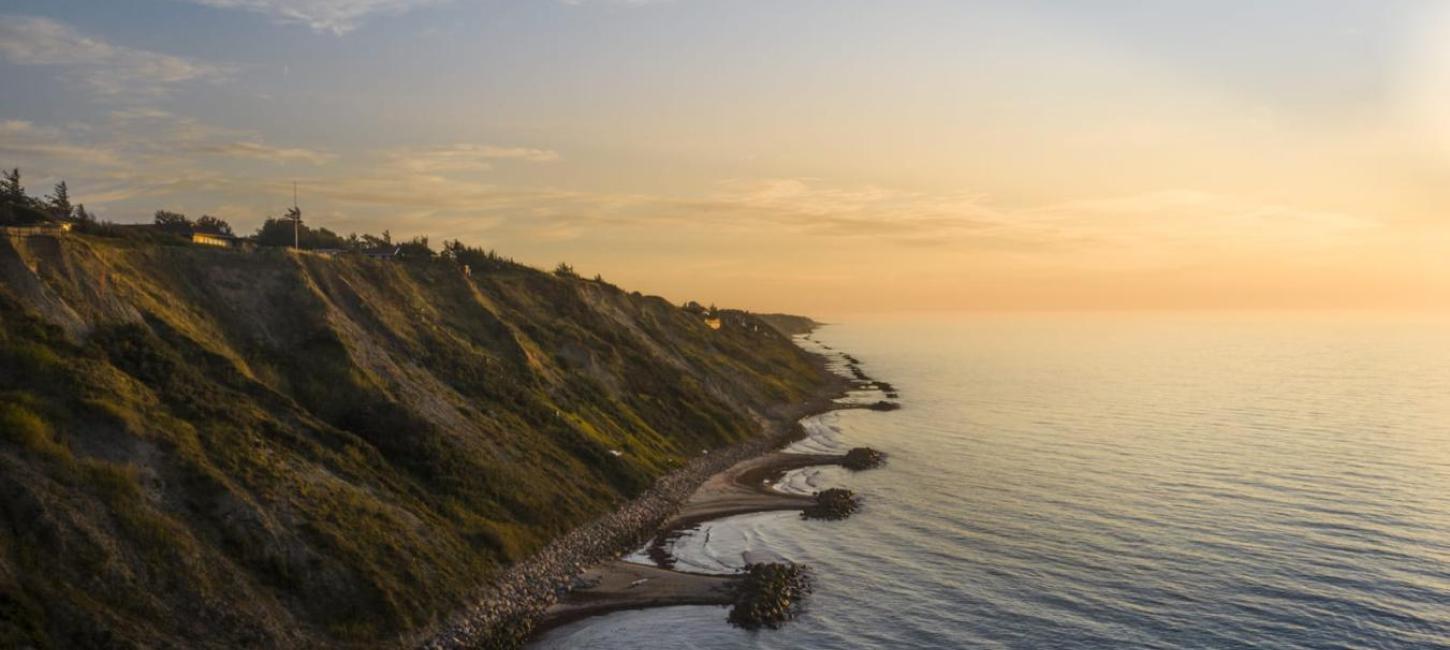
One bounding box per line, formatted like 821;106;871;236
524;335;892;641
421;333;888;648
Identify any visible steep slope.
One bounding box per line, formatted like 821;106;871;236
0;233;829;648
755;313;823;337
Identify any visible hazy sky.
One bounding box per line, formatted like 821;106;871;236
2;1;1448;315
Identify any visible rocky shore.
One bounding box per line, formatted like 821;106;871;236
727;563;814;630
418;383;849;649
420;335;896;649
419;429;805;648
801;488;861;521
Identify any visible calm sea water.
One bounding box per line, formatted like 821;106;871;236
535;314;1450;649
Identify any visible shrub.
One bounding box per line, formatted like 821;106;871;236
0;402;65;457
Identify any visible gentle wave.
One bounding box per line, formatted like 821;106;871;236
536;315;1450;649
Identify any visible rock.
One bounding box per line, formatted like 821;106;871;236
727;563;813;630
801;488;859;521
841;447;886;471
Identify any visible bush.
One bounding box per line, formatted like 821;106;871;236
0;402;65;457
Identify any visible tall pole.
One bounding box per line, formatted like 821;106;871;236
292;182;299;250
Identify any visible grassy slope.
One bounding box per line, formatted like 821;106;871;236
0;234;828;648
754;313;822;337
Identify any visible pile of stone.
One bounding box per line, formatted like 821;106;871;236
420;430;798;649
801;488;860;521
727;563;814;630
840;447;886;471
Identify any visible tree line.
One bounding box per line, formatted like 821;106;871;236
1;168;94;226
0;167;580;275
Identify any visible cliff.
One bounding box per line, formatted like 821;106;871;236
754;313;823;337
0;232;829;647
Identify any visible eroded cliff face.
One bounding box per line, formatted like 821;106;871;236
0;233;827;647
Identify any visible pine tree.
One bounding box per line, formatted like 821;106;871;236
1;168;25;205
46;181;73;219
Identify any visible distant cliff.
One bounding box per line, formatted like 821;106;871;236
0;232;830;647
754;313;822;337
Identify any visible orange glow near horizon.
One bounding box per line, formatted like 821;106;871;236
2;2;1449;315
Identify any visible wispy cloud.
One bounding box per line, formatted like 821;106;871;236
0;110;337;209
0;120;123;166
559;0;676;6
174;0;452;34
700;178;1004;240
193;141;336;165
94;109;335;165
387;144;561;174
174;0;670;34
0;15;227;97
1026;190;1377;261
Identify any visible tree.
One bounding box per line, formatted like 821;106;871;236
396;235;433;259
254;217;295;247
440;239;517;273
254;217;348;249
194;215;233;236
74;204;95;224
553;262;577;278
154;210;192;235
1;168;26;205
46;181;72;220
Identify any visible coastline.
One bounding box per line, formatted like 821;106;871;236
527;449;863;638
419;334;859;649
526;335;894;643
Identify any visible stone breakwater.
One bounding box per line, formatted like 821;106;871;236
727;563;814;630
800;488;860;521
419;431;805;649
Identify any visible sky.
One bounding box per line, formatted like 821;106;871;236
1;1;1449;316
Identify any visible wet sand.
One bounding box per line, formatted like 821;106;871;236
534;449;853;631
656;451;847;533
540;561;738;630
521;335;896;645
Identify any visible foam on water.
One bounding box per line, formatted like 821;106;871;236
770;465;848;496
783;412;846;455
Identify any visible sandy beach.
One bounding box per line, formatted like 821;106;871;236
522;336;897;642
533;448;860;634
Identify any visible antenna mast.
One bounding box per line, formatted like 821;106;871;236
292;182;299;250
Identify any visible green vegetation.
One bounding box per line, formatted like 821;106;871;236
0;224;830;647
754;313;821;337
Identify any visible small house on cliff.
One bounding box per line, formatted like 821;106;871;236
191;231;243;248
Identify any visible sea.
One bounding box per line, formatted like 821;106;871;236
533;313;1450;649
